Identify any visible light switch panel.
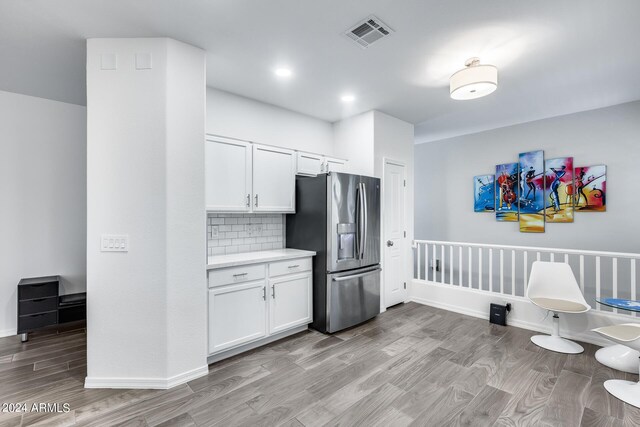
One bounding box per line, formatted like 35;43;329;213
135;52;152;70
101;234;129;252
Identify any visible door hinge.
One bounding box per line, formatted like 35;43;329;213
403;179;406;187
403;282;406;289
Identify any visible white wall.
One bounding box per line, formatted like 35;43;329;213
332;111;375;176
86;38;207;388
206;87;334;155
0;90;86;337
414;101;640;253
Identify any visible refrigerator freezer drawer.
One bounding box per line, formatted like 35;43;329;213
327;266;381;333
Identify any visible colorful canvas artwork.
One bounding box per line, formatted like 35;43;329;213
518;150;545;233
545;157;574;223
495;163;519;222
575;165;606;211
474;175;495;212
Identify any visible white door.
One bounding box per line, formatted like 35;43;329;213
269;272;312;334
383;161;407;307
205;138;252;212
324;157;347;173
296;152;323;176
208;281;267;354
252;145;296;212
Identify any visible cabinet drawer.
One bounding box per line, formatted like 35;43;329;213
209;264;266;288
269;257;312;277
18;281;58;300
18;311;57;333
18;296;58;316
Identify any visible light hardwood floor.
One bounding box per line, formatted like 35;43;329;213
1;302;640;426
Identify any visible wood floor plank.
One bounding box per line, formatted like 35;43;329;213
540;369;591;427
585;364;626;419
448;384;511;427
407;385;474;426
580;407;623;427
323;383;405;427
494;369;557;427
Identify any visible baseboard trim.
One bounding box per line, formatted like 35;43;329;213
409;280;638;348
84;365;208;390
0;329;15;339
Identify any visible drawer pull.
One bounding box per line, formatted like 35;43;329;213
31;298;47;302
272;285;276;299
233;273;248;278
288;265;300;269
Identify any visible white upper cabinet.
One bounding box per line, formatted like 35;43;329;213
296;152;324;176
324;156;348;173
252;144;295;213
205;138;251;212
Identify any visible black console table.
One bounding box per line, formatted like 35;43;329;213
17;276;86;342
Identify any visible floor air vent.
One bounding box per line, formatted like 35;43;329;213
345;15;394;48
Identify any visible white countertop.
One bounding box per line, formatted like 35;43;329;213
207;248;316;270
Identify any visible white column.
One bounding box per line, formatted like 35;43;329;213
86;38;207;389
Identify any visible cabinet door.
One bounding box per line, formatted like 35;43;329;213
205;138;252;212
296;152;324;176
252;145;295;212
208;281;267;354
324;157;348;173
269;272;312;334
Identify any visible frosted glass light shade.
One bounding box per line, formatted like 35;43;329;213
450;61;498;100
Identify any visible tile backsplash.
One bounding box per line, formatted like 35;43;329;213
207;214;284;256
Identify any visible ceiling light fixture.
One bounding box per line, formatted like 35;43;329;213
341;94;355;102
274;68;293;78
449;57;498;100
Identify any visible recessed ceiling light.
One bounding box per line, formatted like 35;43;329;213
274;68;293;78
450;57;498;100
341;94;355;102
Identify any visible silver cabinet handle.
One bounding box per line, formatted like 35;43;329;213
254;194;259;207
233;273;248;278
262;287;266;300
288;265;300;269
246;194;250;207
271;285;275;299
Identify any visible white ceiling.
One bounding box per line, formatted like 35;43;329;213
2;1;640;143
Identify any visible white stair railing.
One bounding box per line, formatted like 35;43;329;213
413;240;640;316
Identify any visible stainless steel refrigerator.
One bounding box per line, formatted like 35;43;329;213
286;172;381;333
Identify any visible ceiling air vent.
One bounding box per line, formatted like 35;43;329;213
345;15;394;48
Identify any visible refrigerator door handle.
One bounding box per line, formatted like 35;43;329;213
358;182;365;260
362;182;368;260
332;267;381;282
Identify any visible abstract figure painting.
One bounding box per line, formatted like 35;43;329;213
518;150;545;233
495;163;519;221
545;157;574;223
575;165;606;211
474;175;495;212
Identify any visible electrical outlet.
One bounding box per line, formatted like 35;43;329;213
101;234;129;252
211;226;219;238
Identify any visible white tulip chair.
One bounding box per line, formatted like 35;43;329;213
592;323;640;408
527;261;590;354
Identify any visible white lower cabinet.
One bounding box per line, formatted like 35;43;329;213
208;258;313;357
208;280;267;354
269;273;312;334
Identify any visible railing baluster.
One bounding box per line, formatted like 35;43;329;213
458;246;462;286
579;255;585;294
500;249;504;294
564;253;569;264
523;251;528;293
511;250;516;296
441;245;445;285
478;248;483;291
550;253;555;262
468;247;472;288
489;248;493;292
424;243;429;281
632;259;637;317
596;256;601;311
432;244;437;283
417;244;421;280
612;257;618;314
449;246;453;285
